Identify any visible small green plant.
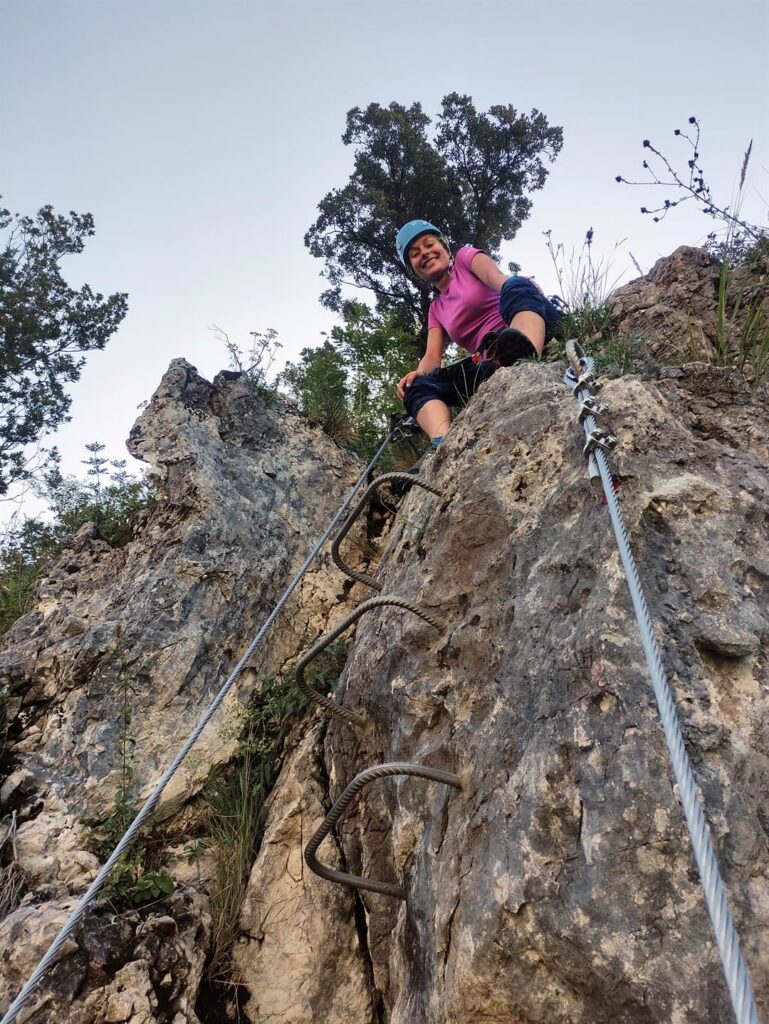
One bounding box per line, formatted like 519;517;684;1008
541;228;645;376
202;641;348;984
214;325;283;404
87;648;174;907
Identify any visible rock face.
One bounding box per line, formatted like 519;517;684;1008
2;250;768;1024
610;244;768;366
319;361;769;1023
0;360;364;1020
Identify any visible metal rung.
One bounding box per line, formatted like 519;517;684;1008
305;761;462;898
296;595;445;726
331;473;442;591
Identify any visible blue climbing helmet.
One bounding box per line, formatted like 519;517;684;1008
395;220;450;267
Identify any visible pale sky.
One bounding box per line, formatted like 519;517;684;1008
1;0;767;519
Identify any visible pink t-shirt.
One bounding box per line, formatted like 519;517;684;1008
427;245;506;353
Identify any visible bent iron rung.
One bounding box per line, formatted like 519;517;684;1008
331;473;442;591
304;761;463;898
295;595;446;727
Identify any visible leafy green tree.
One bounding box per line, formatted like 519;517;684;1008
0;201;128;495
305;93;563;339
280;304;417;456
0;447;152;635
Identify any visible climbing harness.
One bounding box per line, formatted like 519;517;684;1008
305;762;462;898
564;340;759;1024
0;424;411;1024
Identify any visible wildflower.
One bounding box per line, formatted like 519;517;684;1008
688;116;696;123
642;139;650;148
674;129;681;136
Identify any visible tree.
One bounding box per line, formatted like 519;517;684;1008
305;94;563;339
279;303;417;457
0;201;128;495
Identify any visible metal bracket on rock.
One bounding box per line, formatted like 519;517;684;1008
296;595;446;727
331;472;442;591
583;427;619;456
564;339;601;394
304;761;463;898
578;396;609;422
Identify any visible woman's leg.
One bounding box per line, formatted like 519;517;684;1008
510;311;545;354
415;399;451;440
500;277;562;355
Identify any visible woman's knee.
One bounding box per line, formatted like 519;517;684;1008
500;276;561;335
403;377;442;418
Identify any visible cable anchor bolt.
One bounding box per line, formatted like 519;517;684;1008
576;369;602;392
583;427;619;456
578;396;609;422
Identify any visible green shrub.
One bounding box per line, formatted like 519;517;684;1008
202;641;348;983
0;446;153;637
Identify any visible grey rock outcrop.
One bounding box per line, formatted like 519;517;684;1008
318;361;768;1022
0;360;363;1020
610;244;768;366
2;249;769;1023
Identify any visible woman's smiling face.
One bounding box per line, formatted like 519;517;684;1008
407;234;451;283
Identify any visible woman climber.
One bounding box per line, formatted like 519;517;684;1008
394;219;562;447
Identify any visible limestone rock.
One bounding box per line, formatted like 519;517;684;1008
610;245;768;366
233;723;376;1024
1;359;360;847
0;360;363;1020
0;890;210;1023
324;361;769;1022
3;253;769;1023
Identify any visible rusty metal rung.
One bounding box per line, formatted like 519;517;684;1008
331;473;442;591
304;761;462;898
296;595;446;727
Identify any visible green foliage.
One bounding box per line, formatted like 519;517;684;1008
542;227;645;377
0;201;128;495
713;245;769;387
280;304;418;458
87;649;174;907
0;445;153;636
214;325;282;403
306;93;563;338
202;641;348;983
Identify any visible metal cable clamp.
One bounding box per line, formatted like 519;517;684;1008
583;426;619;456
305;761;463;898
564;338;602;393
296;595;446;727
332;473;442;591
578;396;609;422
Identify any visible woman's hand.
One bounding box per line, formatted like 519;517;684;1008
396;369;423;400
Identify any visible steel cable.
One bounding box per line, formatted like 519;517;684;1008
564;341;759;1024
0;429;401;1024
304;761;463;898
331;473;442;590
295;595;445;726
